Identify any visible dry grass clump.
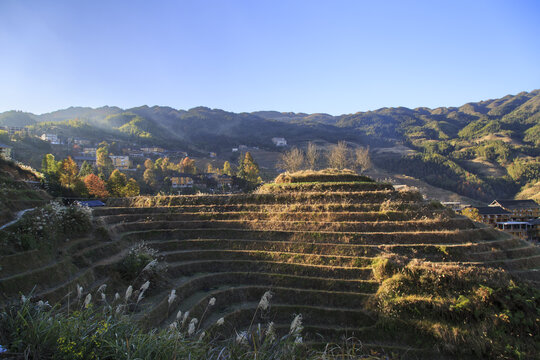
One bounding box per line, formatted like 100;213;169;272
274;169;373;184
369;259;539;359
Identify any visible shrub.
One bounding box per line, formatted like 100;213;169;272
118;242;159;281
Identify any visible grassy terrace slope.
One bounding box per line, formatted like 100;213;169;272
99;172;537;358
1;171;539;359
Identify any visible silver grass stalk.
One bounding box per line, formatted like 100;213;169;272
290;314;303;334
137;291;144;304
84;294;92;308
114;292;120;302
125;285;133;302
176;310;183;321
208;297;216;306
198;331;206;341
76;284;83;300
188;318;198;336
266;322;276;342
169;321;178;330
217;317;225;326
97;284;107;294
182;311;189;326
258;291;273;310
140;281;150;293
168;289;177;307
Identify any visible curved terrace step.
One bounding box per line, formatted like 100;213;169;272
121;227;501;245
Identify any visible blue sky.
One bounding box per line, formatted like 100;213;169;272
0;0;539;115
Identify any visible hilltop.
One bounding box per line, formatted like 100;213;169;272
1;170;538;359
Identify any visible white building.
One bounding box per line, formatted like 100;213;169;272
40;134;60;145
272;137;287;147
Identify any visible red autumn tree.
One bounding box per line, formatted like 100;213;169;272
83;174;109;198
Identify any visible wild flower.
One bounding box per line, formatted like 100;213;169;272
0;345;7;353
217;317;225;326
84;294;92;308
125;285;133;302
290;314;303;335
208;297;216;306
168;290;177;307
258;291;273;310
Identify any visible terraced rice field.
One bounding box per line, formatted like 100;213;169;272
1;180;539;356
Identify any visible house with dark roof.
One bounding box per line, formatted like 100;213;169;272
489;199;540;221
475;206;511;225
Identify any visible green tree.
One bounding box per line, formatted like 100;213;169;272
222;161;233;176
107;169;128;197
238;152;262;184
78;161;94;178
461;207;482;222
143;168;158;188
96;145;114;178
41;154;60;175
123;178;140;197
58;156;79;188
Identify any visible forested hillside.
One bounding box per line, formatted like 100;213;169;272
0;90;538;202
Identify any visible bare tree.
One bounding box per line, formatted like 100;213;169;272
327;141;350;170
277;147;305;173
305;142;319;170
354;146;372;173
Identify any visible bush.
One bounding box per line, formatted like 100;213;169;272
118;242;159;281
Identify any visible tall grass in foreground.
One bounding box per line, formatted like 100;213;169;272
0;294;390;360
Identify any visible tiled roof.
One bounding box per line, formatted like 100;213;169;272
476;206;511;215
490;199;540;210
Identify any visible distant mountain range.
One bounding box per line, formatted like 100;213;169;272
0;90;539;202
1;89;539;149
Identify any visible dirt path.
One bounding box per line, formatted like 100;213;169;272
0;208;34;230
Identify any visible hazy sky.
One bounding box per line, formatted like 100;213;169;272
1;0;539;115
